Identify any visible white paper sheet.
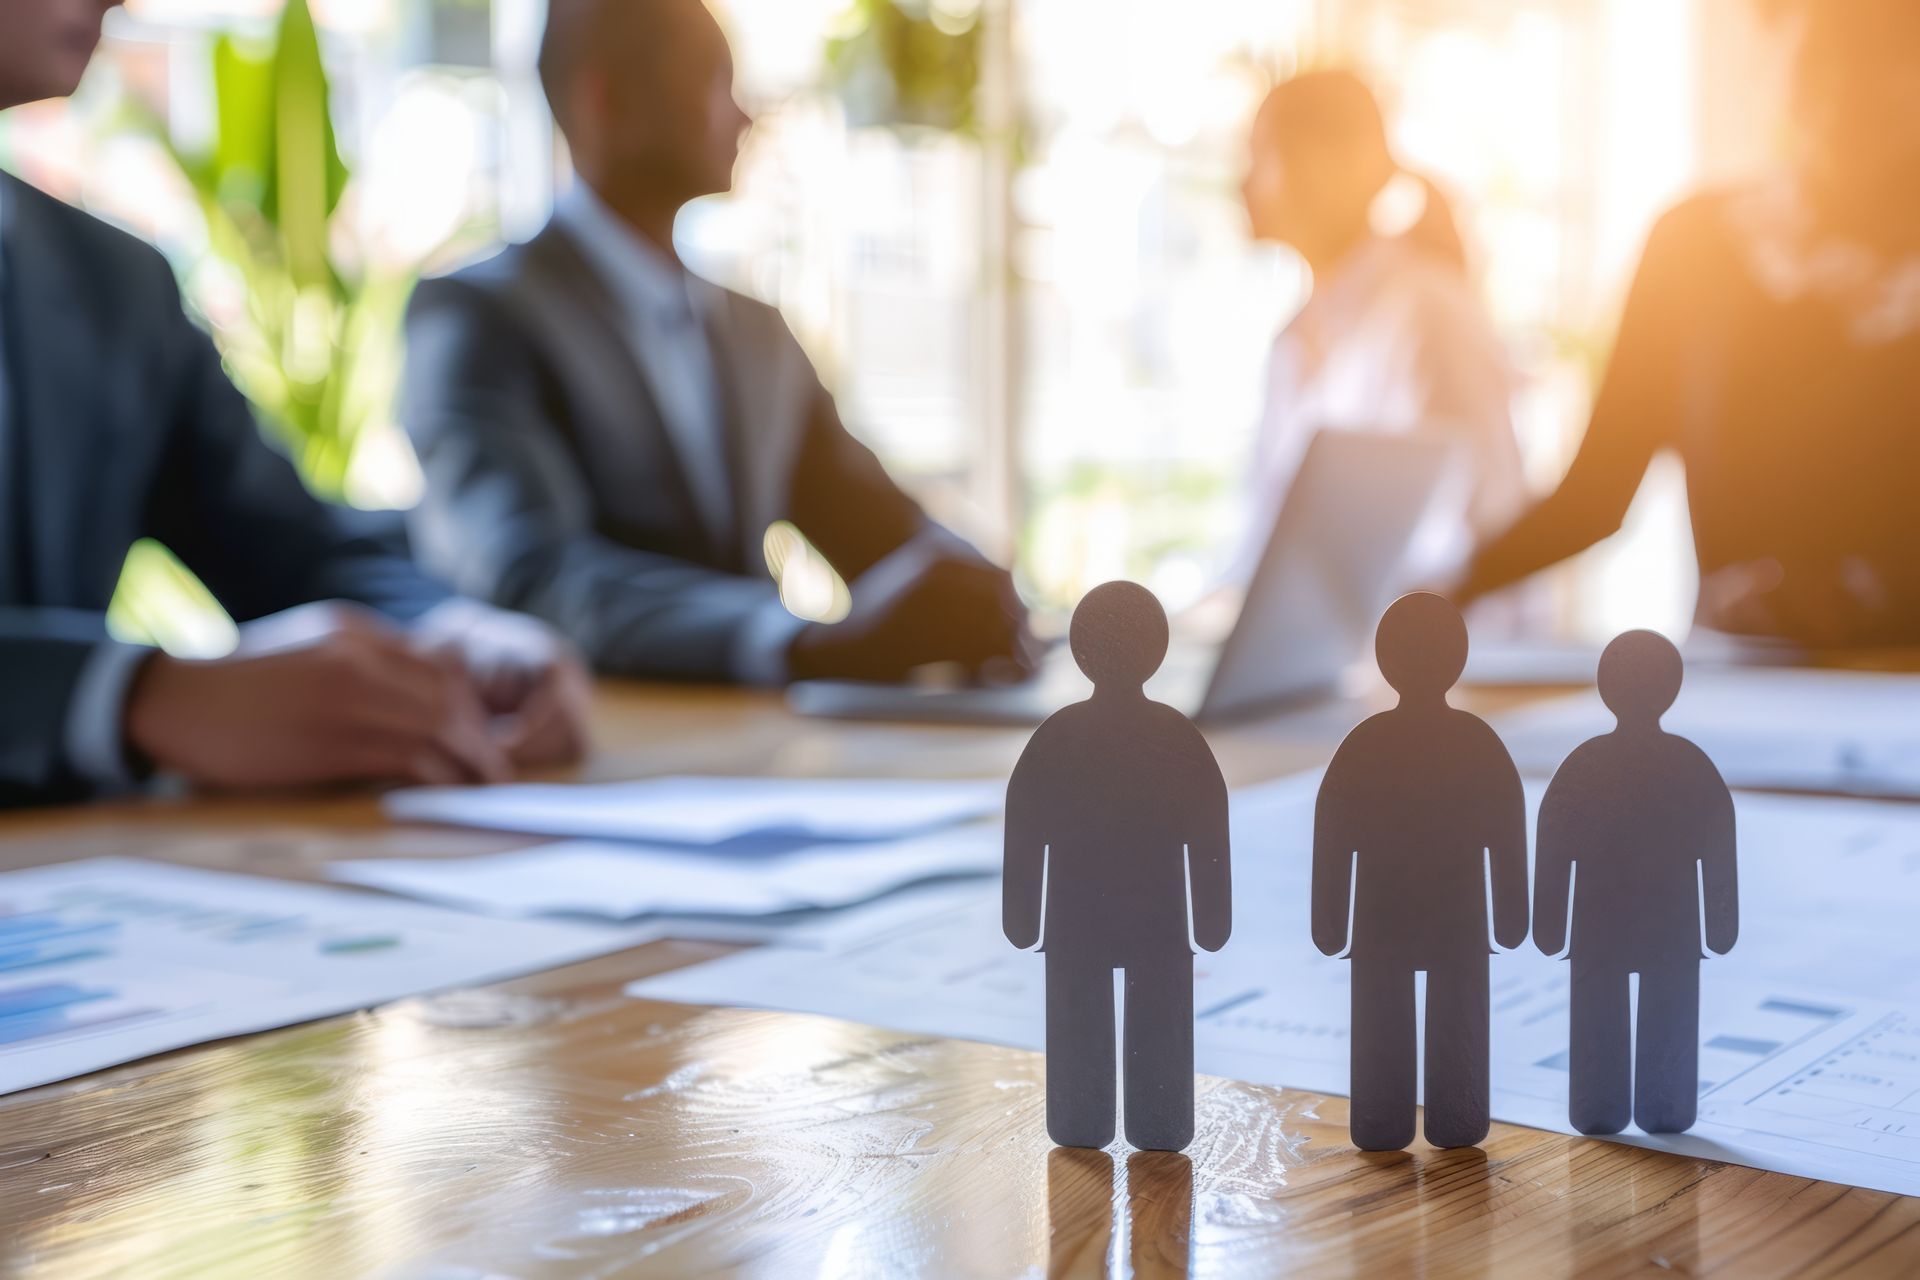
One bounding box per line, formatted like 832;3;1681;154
328;826;999;921
1495;668;1920;797
0;859;650;1097
630;776;1920;1196
384;776;1003;845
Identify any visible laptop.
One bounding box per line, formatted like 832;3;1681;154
787;430;1465;726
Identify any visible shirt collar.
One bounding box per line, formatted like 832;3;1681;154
554;180;702;328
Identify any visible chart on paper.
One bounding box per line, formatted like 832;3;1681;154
0;908;159;1049
0;859;642;1096
632;776;1920;1195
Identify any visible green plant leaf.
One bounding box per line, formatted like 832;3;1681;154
268;0;346;292
211;33;274;210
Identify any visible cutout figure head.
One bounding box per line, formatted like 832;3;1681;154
1597;629;1683;727
1375;592;1467;702
1069;581;1169;690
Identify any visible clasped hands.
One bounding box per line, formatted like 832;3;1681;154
125;600;591;790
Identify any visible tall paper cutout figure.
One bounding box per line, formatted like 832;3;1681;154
1005;581;1232;1152
1534;630;1738;1134
1313;592;1529;1150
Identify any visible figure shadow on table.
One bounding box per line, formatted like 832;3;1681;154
1344;1146;1492;1275
1047;1146;1194;1278
1565;1142;1704;1272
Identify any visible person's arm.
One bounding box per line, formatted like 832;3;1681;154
1002;737;1049;950
0;609;137;802
403;277;801;683
1311;745;1360;957
1700;757;1739;956
1456;208;1697;603
1485;729;1532;951
786;383;931;582
2;261;460;803
1401;273;1517;437
138;276;585;769
1184;725;1233;954
1398;277;1529;537
780;369;1033;684
1531;777;1576;958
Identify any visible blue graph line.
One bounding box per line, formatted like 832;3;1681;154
0;983;111;1020
0;910;121;976
0;913;96;944
0;982;117;1046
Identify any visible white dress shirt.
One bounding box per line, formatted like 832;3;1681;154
553;184;736;551
553;183;805;683
1230;235;1526;581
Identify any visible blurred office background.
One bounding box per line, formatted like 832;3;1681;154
0;0;1797;654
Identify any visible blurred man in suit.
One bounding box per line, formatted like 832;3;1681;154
401;0;1032;685
0;0;589;805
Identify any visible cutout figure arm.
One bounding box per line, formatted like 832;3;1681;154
1486;738;1532;950
1482;740;1528;951
1187;742;1233;953
1311;750;1358;957
1700;765;1739;956
1002;742;1048;950
1532;779;1576;957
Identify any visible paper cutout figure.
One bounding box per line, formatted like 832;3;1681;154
1313;592;1528;1150
1534;629;1739;1134
1005;581;1232;1152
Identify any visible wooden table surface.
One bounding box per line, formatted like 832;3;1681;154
1;681;1916;1279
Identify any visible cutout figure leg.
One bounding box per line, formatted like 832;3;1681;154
1349;957;1417;1151
1568;958;1631;1135
1046;952;1117;1148
1634;959;1701;1133
1423;951;1491;1148
1123;956;1194;1151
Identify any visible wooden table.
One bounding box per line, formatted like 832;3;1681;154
1;682;1915;1278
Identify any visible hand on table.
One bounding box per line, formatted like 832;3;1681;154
787;539;1040;684
410;600;593;768
125;601;590;790
127;604;510;789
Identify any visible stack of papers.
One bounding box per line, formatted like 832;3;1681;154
631;775;1920;1198
383;775;1003;845
330;828;998;922
353;775;1006;928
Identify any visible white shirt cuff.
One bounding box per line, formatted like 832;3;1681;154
732;597;810;687
63;641;155;790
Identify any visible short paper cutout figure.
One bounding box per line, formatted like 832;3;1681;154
1313;592;1528;1150
1005;581;1231;1152
1535;630;1738;1134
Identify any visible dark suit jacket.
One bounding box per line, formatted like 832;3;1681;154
0;172;450;803
399;220;927;681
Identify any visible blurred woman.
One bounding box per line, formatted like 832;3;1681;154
1458;0;1920;647
1230;69;1525;579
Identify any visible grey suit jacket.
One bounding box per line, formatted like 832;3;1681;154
400;221;928;682
0;173;451;805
